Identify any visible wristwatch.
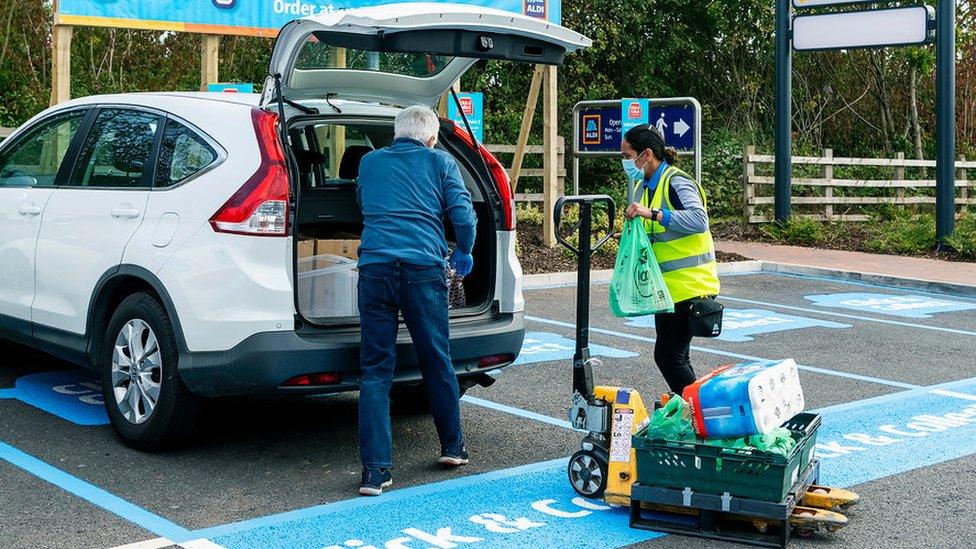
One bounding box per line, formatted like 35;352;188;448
650;208;662;222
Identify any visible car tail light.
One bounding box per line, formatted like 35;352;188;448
478;354;514;368
210;109;290;236
451;123;515;231
282;372;342;387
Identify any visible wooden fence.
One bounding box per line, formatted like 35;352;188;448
743;145;976;223
485;136;566;203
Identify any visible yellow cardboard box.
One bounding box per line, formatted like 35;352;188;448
317;239;360;260
298;239;315;259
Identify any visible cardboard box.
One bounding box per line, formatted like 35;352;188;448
316;239;360;260
298;239;315;259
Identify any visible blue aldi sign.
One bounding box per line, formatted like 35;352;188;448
648;105;695;151
576;101;697;154
523;0;547;19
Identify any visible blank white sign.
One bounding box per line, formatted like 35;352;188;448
793;6;933;52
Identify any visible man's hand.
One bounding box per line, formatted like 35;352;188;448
625;202;658;221
449;250;474;277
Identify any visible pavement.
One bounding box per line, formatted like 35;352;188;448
715;240;976;288
3;265;976;548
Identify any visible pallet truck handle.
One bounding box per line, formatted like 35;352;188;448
553;195;617;399
553;195;616;256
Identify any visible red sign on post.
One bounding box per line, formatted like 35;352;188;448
628;102;643;120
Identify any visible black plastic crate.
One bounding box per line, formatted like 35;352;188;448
632;412;820;502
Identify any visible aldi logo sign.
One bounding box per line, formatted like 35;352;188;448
524;0;547;19
582;114;601;145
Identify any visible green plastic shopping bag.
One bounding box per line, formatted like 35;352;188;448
609;217;675;317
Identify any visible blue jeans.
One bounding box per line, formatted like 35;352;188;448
357;261;464;469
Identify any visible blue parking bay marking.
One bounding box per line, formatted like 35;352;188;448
816;378;976;487
806;292;976;319
513;332;637;365
203;459;662;549
0;369;108;426
185;377;976;549
624;308;850;342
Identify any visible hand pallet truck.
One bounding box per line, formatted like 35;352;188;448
553;195;859;547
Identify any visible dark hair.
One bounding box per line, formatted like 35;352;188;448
624;124;680;166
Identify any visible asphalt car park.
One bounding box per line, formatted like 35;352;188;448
3;269;976;548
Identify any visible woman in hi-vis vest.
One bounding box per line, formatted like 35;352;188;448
621;124;721;393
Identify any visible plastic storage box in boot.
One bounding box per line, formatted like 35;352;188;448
632;412;820;502
298;254;359;318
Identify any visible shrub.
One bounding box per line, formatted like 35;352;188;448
864;214;936;255
945;215;976;259
515;203;544;226
760;218;825;246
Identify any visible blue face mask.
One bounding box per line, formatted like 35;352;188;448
621;155;648;181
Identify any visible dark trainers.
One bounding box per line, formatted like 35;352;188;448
359;467;393;496
438;448;470;466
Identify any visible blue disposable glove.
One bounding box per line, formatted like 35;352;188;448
449;250;474;277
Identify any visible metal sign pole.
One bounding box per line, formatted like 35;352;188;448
935;0;956;246
775;0;792;222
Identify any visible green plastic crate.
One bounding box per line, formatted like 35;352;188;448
632;412;820;503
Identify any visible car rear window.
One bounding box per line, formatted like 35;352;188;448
155;120;218;188
294;39;454;78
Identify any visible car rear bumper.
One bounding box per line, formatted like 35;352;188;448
177;313;524;396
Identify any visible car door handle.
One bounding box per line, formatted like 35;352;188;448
18;205;42;216
110;208;141;219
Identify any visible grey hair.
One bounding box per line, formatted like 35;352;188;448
394;105;439;143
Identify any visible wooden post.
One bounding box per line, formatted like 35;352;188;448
438;80;461;117
894;152;906;204
49;25;72;106
541;65;558;247
742;145;756;224
958;155;968;214
328;48;347;176
556;135;566;199
200;35;220;91
823;148;833;221
510;64;545;193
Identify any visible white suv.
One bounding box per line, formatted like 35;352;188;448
0;5;590;449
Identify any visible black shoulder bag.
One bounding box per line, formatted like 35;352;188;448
688;297;724;338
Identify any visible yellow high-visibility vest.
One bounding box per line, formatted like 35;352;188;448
633;166;721;303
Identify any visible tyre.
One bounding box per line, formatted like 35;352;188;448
567;448;608;498
100;292;200;451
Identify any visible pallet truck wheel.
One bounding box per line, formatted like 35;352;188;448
568;449;608;499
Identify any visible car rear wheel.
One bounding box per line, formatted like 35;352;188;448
100;292;200;450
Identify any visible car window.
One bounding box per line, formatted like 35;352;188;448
155;120;218;188
0;111;86;188
70;108;161;189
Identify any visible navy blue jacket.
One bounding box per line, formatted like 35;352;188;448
357;138;477;268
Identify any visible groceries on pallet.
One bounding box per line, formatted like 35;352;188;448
642;359;806;456
684;359;805;439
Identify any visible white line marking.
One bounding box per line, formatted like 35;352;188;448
930;389;976;401
178;540;228;549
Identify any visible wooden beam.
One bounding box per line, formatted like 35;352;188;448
438;80;461;118
200;34;220;91
49;25;72;106
541;65;558;247
328;48;347;176
509;64;545;193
